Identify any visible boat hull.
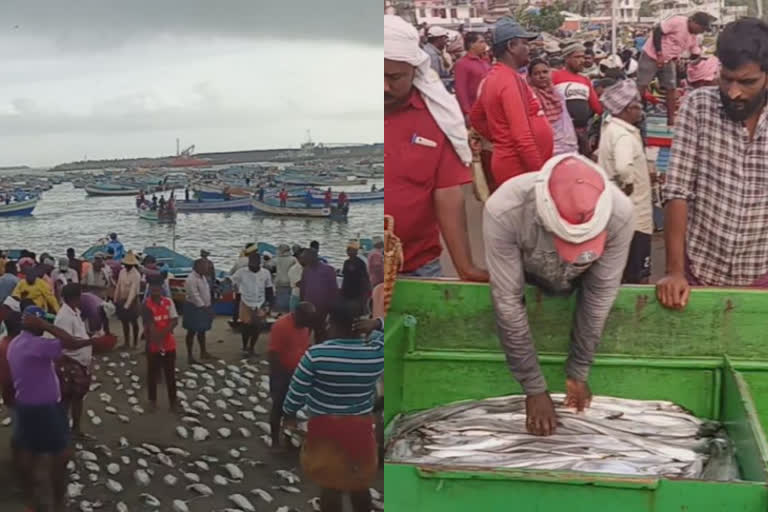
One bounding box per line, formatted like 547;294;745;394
86;185;140;196
251;199;333;218
0;198;38;217
177;197;253;212
137;208;177;224
289;190;384;205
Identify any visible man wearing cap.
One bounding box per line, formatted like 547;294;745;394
470;16;554;188
106;232;125;261
83;253;114;299
52;257;80;303
637;12;714;126
424;26;451;82
483;154;634;436
384;14;487;281
552;43;603;156
597;81;653;283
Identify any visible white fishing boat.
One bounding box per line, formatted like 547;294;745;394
251;198;334;218
137;205;177;224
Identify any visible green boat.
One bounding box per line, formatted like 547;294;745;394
385;280;768;511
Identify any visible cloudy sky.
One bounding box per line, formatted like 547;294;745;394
0;1;382;167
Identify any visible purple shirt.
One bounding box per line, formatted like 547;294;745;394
454;54;492;116
7;331;62;405
301;263;338;313
80;292;105;333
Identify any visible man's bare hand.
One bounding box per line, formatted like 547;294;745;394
656;272;690;310
564;379;592;412
459;266;489;282
525;392;557;436
353;318;380;336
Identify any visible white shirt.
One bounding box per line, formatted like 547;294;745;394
54;303;92;367
232;267;273;308
184;271;211;308
51;268;79;285
597;116;654;234
288;262;303;298
84;265;113;289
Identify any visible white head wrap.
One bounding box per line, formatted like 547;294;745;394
534;153;613;243
384;15;472;165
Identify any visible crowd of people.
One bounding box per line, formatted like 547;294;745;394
0;232;387;510
385;11;768;435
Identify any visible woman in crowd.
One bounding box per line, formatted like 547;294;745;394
527;58;578;156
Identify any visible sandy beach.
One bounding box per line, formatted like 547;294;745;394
0;315;384;512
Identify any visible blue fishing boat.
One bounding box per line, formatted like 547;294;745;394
251;198;348;219
288;189;384;205
85;184;141;196
177;196;253;212
0;197;39;217
137;205;177;224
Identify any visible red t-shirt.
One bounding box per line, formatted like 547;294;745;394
0;335;16;407
384;89;472;273
470;63;554;186
144;297;177;353
268;313;310;371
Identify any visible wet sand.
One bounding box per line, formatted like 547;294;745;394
0;316;383;511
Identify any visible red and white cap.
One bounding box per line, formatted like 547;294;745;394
535;154;613;264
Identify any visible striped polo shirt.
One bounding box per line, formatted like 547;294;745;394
283;330;384;416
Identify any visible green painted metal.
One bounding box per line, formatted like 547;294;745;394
384;280;768;511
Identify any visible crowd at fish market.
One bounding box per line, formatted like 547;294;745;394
383;4;768;485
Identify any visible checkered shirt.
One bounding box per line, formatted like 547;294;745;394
662;87;768;286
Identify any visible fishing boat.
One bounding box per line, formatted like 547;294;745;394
192;183;253;200
251;198;348;219
85;184;141;196
176;196;253;213
137;205;177;223
0;197;39;217
288;189;384;205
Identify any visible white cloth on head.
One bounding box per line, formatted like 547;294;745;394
534;153;613;243
384;14;472;165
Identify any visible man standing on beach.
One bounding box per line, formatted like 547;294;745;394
342;241;371;315
299;248;338;342
106;232;125;261
384;14;487;281
232;252;274;356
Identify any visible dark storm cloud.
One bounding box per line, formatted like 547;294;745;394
0;0;381;50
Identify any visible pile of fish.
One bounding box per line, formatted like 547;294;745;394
386;394;739;480
0;351;384;511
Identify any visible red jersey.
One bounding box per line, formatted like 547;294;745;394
384;89;472;273
268;313;311;371
470;63;554;186
144;297;177;353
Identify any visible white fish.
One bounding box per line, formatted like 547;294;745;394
131;405;144;414
182;416;201;425
224;462;244;480
134;469;150;486
223;413;234;422
172;500;189;512
236;387;248;396
228;493;256;512
106;478;123;493
118;414;130;423
157;453;174;467
206;412;216;420
163;473;178;486
78;450;98;462
216;399;228;409
276;469;300;484
250;488;273;503
308;497;321;511
192;400;210;411
67;482;84;498
130;374;140;382
142;443;161;454
213;474;229;486
125;389;135;396
201;455;219;463
84;461;100;472
88;473;99;483
99;392;112;403
197;393;210;403
107;463;120;475
121;455;131;465
131;382;141;390
86;409;96;418
106;370;115;376
253;405;268;414
176;426;189;439
258;392;268;399
137;458;149;468
187;482;214;496
218;427;232;439
183;407;200;417
119;437;129;449
259;435;273;447
202;385;215;394
0;416;12;426
255;421;270;434
116;502;128;512
140;493;160;507
177;390;188;400
192;460;210;472
278;485;301;494
370;488;382;500
238;427;252;438
67;459;76;471
105;406;117;414
228;398;244;407
133;447;151;456
373;499;385;510
165;447;190;457
229;449;241;459
239;411;256;421
89;382;102;392
192;426;210;441
185;379;198;389
79;500;94;512
221;388;235;398
248;396;259;404
91;416;102;425
183;472;200;482
116;384;124;391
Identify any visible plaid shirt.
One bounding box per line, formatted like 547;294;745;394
662;87;768;286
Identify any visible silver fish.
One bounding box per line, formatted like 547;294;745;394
213;474;229;486
106;478;123;493
228;493;256;512
276;469;300;484
250;488;273;503
134;469;150;486
172;500;189;512
163;473;178;486
107;463;120;475
140;493;160;507
166;447;190;457
224;462;244;480
187;482;214;496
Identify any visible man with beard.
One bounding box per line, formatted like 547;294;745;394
470;16;553;188
657;18;768;309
